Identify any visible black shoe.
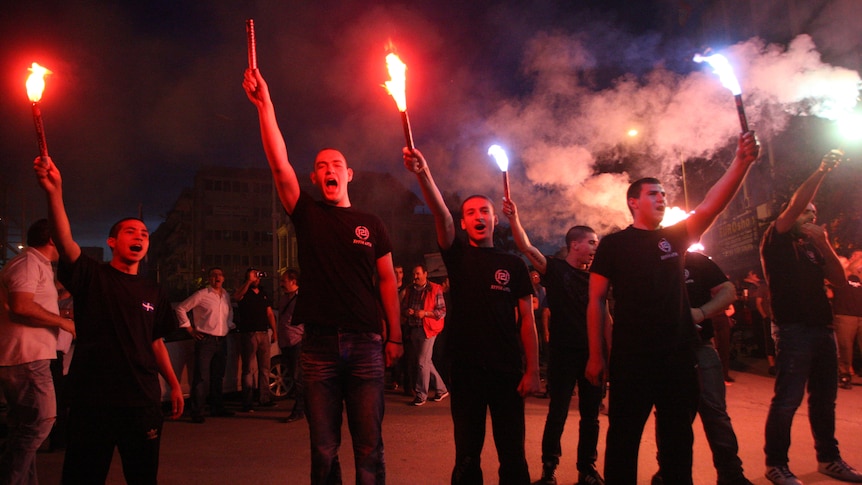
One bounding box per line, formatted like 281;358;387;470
578;466;605;485
431;391;450;402
540;463;557;485
840;374;853;390
724;375;736;383
768;366;777;376
650;472;664;485
281;412;305;423
240;406;254;413
212;409;235;417
258;401;277;408
191;415;206;424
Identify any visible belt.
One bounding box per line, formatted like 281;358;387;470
305;325;365;336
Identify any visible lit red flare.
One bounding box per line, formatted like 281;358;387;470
383;51;414;149
487;145;511;200
26;62;52;159
694;52;749;132
246;19;257;70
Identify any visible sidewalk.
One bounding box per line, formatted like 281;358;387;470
29;357;862;484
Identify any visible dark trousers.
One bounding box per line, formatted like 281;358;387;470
62;404;164;485
541;347;602;472
605;348;699;485
450;365;529;485
190;334;228;417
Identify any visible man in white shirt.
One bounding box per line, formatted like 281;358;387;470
0;219;76;484
176;267;236;423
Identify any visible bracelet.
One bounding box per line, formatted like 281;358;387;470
386;340;403;345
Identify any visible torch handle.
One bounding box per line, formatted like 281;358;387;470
31;102;49;159
246;19;258;70
503;171;511;201
734;94;749;133
400;110;415;151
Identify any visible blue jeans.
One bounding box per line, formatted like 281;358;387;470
450;365;529;485
541;346;602;472
240;331;272;408
695;343;744;480
281;344;304;414
190;334;228;417
764;324;840;466
302;331;386;485
0;360;56;485
408;326;447;401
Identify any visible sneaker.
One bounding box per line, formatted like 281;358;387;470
410;397;426;406
765;465;802;485
840;374;853;390
539;463;557;485
717;473;754;485
578;466;605;485
431;391;450;402
819;459;862;482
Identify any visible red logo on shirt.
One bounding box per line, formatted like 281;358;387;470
355;226;369;240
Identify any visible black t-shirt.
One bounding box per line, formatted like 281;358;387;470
291;191;393;333
59;255;178;407
684;251;729;341
833;275;862;317
760;223;833;327
590;223;697;358
441;237;533;375
236;287;271;332
542;257;589;350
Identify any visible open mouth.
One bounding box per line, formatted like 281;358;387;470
325;179;337;188
130;245;143;252
475;224;486;231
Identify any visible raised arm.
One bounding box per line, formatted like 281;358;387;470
242;69;300;214
686;132;760;240
773;150;841;235
403;148;456;250
502;198;548;274
585;272;611;386
33;157;81;264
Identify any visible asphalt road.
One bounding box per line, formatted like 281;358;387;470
31;357;862;484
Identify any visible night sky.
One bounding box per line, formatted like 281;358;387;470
1;0;860;252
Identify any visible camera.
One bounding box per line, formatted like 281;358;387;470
249;268;268;278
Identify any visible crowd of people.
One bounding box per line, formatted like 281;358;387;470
1;66;862;485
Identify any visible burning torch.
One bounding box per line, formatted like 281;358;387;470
26;63;52;162
487;144;510;201
693;52;749;133
246;18;257;70
383;52;414;150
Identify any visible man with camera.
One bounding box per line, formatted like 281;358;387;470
233;268;277;412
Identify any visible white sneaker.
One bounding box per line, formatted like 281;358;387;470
765;465;803;485
819;459;862;482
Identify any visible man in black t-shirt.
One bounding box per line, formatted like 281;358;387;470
244;69;402;485
586;132;759;484
233;268;277;412
403;148;539;485
760;150;862;485
503;197;604;485
34;156;183;484
650;251;752;485
403;147;539;485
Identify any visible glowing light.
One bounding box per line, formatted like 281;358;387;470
26;63;51;102
693;53;741;96
661;206;691;227
627;128;639;137
384;52;407;112
837;112;862;141
488;144;509;172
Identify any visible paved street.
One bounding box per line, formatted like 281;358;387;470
31;358;862;484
